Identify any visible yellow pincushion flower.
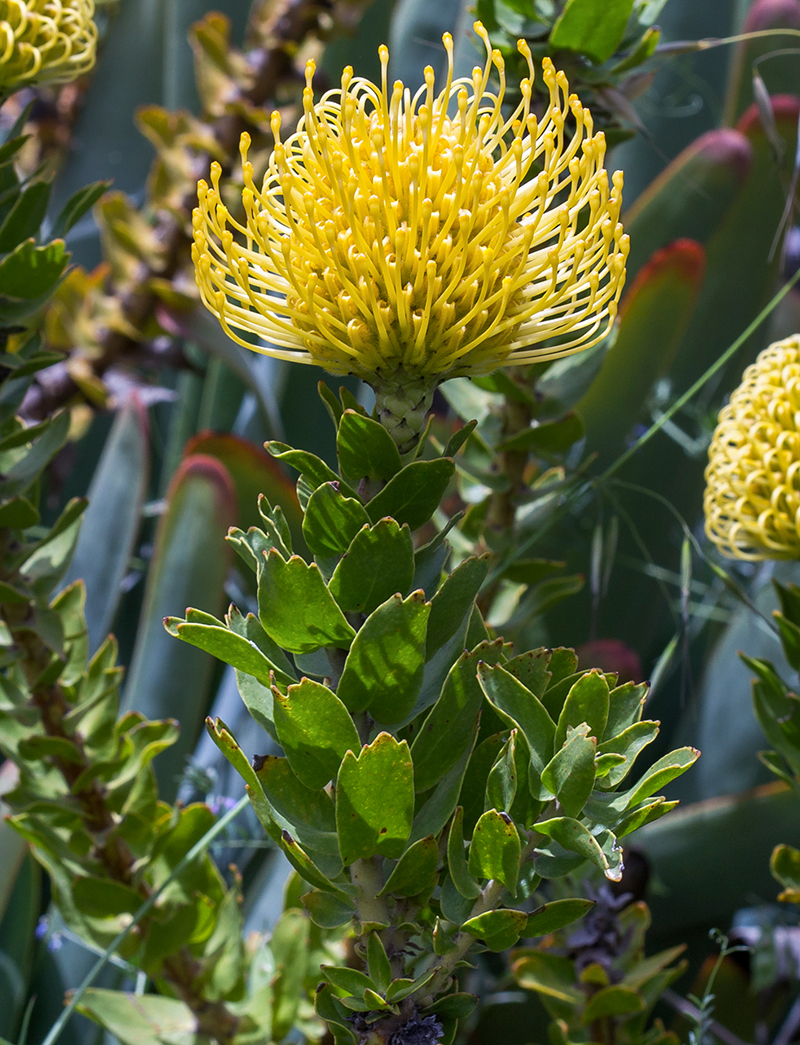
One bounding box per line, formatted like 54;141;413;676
0;0;97;92
192;24;628;446
705;335;800;561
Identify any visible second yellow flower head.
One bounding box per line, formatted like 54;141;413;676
192;24;628;393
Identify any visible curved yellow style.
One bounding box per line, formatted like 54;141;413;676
192;23;628;388
0;0;97;91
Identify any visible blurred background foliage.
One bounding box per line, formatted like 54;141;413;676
6;0;800;1042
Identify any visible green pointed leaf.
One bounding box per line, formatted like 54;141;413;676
337;591;430;722
426;554;490;658
447;806;481;899
478;662;556;783
535;817;621;880
0;237;68;299
367;933;392;992
468;809;521;892
583;985;645;1022
268;442;356;495
0;180;50;252
603;681;648;739
486;731;519;813
427;993;478;1019
380;835;439;897
336;733;414;863
322;964;377;996
411;722;479;843
596;720;659;788
524;898;595;937
550;0;634;61
259;550;355;653
302;889;356;928
503;648;552;698
462;909;528;952
328;518;414;615
366;458;454;530
555;670;609;749
272;909;310;1039
497;412;584;455
541;727;596;817
75;990;196;1045
337;409;403;482
623;747;700;808
303;482;371;558
166;620;295;688
254;755;339;858
512;952;583;1004
273;677;360;789
52;179;112;237
412;640;505;793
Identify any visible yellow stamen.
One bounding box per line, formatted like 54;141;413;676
192;23;628;385
705;335;800;560
0;0;96;91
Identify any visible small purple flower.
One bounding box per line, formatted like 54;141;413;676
208;794;237;817
35;916;48;940
47;932;63;952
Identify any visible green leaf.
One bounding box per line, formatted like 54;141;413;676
268;442;355;495
336;733;414;863
272;909;310;1039
524;898;595;937
337;591;430;722
254;754;339;860
366;458;454;530
0;237;68;299
367;933;392;991
337;409;403;482
62;397;149;651
486;731;518;813
0;180;50;253
322;964;377;996
541;727;596;817
513;952;583;1004
303;482;371;558
623;747;700;808
462;909;528;952
583;985;645;1022
412;640;505;792
329;518;414;614
302;889;356;928
380;835;439;897
468;809;521;892
124;456;236;800
550;0;635;62
447;806;481;899
478;662;556;785
76;990;197;1045
604;682;647;739
503;648;552;697
72;877;143;918
411;722;479;843
555;670;609;749
273;677;360;789
535;817;621;880
597;720;659;788
166;619;294;688
427;993;479;1019
258;550;356;653
444;420;477;458
426;554;490;658
52;180;111;238
497;412;584;455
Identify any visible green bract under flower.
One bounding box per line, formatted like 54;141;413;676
0;0;97;91
192;23;629;389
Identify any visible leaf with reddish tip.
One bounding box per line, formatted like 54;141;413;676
183;430;304;549
124;454;236;800
624;128;752;280
578;239;706;463
723;0;800;125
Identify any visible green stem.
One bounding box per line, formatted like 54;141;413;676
351;857;391;928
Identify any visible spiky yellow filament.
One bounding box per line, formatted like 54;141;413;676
0;0;96;91
192;23;628;384
705;336;800;560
